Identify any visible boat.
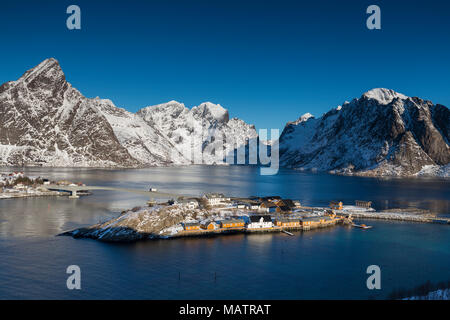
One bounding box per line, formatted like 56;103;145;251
352;223;373;229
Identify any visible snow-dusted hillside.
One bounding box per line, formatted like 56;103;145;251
96;99;188;165
0;58;257;167
279;88;450;177
137;101;258;164
403;288;450;300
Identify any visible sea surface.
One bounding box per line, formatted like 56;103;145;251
0;166;449;299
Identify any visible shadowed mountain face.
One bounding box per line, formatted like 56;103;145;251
0;59;256;167
279;88;450;176
0;58;139;167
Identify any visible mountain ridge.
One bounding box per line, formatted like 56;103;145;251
278;88;450;177
1;59;449;177
0;58;257;167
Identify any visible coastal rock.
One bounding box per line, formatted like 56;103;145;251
279;88;450;177
60;204;202;242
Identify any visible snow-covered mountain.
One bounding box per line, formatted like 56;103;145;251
279;88;450;176
137;101;258;164
0;58;256;167
0;58;139;167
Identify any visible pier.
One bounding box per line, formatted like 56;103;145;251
45;184;189;200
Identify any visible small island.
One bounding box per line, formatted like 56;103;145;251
60;194;450;242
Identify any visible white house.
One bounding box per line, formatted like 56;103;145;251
247;215;273;229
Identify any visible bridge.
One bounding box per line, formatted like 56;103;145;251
45;184;191;200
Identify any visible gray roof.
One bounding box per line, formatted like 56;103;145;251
249;215;272;223
184;222;200;226
221;219;245;224
301;216;322;222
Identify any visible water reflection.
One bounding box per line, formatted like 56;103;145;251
0;166;449;299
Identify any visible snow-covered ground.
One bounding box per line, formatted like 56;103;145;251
64;203;248;241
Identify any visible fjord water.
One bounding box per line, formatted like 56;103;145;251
0;166;449;299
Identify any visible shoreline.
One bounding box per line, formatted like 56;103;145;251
59;219;343;242
2;164;449;179
345;211;450;224
0;190;64;200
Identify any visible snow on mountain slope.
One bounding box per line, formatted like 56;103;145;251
96;99;188;165
0;58;257;167
137;101;258;164
0;58;138;167
279;88;450;176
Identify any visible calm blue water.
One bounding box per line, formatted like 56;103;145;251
0;166;449;299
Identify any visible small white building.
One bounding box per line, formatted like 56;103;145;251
247;215;273;229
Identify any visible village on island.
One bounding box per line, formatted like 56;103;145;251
1;171;449;242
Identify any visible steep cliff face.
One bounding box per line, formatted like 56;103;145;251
0;58;138;167
279;89;450;176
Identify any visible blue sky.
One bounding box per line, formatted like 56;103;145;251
1;0;450;131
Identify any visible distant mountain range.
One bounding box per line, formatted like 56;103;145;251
0;58;256;167
279;88;450;177
0;59;449;177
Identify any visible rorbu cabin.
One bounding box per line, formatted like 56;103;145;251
329;201;343;210
275;218;301;228
318;216;334;224
300;217;321;227
184;222;201;231
201;221;219;230
220;219;245;229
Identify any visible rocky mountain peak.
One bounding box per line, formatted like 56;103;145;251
21;58;64;84
279;89;450;177
287;113;315;126
192;102;229;123
362;88;408;105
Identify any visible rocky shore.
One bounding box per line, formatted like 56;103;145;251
59;204;216;242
